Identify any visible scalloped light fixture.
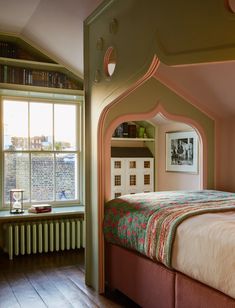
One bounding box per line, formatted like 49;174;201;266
104;47;117;78
226;0;235;13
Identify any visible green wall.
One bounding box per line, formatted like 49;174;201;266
84;0;222;290
104;77;215;188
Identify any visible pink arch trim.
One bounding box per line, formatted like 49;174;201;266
97;55;160;292
97;56;208;292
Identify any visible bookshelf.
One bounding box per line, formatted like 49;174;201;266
112;137;155;142
0;34;83;92
111;121;156;154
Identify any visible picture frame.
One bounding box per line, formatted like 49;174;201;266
166;131;198;173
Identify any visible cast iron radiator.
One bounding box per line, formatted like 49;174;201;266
3;218;85;260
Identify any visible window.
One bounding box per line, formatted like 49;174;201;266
144;174;150;185
114;175;121;186
114;192;121;198
130;175;136;186
129;161;136;168
144;161;150;168
114;161;121;168
3;99;81;206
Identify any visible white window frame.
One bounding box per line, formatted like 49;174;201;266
1;97;82;208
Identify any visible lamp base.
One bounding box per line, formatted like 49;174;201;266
10;209;24;214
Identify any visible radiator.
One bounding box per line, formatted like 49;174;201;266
3;218;85;260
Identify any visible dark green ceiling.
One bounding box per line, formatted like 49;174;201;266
152;0;235;64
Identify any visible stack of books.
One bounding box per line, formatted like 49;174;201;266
28;204;52;214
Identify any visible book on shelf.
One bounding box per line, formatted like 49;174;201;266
0;64;80;89
28;204;52;214
0;40;49;61
122;122;129;137
0;41;17;58
128;123;137;138
0;36;83;90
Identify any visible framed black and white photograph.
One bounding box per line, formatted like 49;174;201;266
166;131;198;173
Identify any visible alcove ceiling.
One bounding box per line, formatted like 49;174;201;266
1;0;235;118
155;60;235;119
149;114;191;132
151;114;174;126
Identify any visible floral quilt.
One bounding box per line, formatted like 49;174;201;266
103;190;235;268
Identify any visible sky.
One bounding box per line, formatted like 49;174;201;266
3;100;76;149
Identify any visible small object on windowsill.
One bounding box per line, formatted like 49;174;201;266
28;204;52;214
10;189;24;214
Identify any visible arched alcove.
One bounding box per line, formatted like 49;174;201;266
99;77;214;197
109;115;202;199
96;75;215;290
104;109;204;201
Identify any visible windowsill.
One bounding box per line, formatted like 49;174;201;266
0;205;85;220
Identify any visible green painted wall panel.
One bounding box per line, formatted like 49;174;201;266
104;77;215;188
84;0;222;290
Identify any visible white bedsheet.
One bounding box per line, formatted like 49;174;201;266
172;211;235;299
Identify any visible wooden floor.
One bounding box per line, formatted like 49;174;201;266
0;249;139;308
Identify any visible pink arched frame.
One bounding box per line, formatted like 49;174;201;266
96;56;208;292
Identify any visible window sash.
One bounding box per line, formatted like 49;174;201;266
3;100;80;152
2;98;81;207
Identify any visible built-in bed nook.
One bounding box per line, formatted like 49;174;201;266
101;91;235;307
85;1;235;307
103;94;235;306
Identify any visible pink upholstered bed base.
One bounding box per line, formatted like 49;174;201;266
105;243;235;308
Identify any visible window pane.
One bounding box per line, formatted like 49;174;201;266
4;153;30;203
3;101;80;206
114;161;121;168
3;100;28;150
144;161;150;168
130;175;136;186
144;174;150;185
31;154;54;201
54;104;76;151
30;103;53;150
114;175;121;186
129;161;136;168
55;153;77;201
114;193;121;198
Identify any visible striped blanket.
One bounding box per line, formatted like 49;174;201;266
103;190;235;268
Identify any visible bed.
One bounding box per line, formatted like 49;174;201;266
104;190;235;308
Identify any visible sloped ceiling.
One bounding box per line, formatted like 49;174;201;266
0;0;103;78
0;0;235;118
155;60;235;119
